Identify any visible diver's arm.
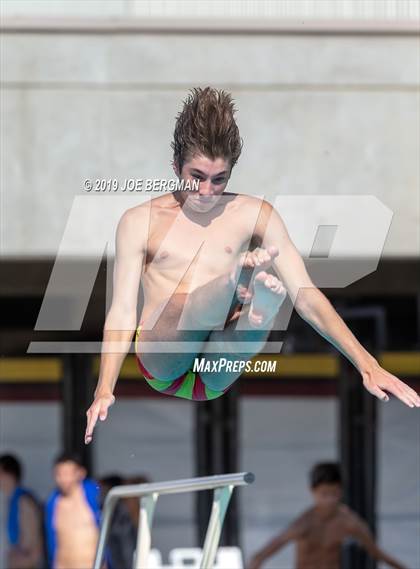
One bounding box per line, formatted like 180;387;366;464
85;206;148;443
255;201;420;408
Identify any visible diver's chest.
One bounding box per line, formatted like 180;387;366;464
146;222;245;273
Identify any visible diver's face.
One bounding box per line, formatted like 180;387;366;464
175;154;231;213
311;483;342;510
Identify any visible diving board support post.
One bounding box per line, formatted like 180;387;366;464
93;492;117;569
135;492;158;569
93;472;254;569
200;484;234;569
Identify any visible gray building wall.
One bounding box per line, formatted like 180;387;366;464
1;0;419;19
1;24;419;258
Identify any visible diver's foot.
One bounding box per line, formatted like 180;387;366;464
231;246;279;304
248;271;287;328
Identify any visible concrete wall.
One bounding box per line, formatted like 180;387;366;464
1;27;419;258
1;0;419;20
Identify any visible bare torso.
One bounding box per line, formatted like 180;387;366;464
295;504;355;569
54;486;98;569
136;192;262;322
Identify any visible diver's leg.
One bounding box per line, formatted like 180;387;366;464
198;271;287;391
138;276;240;381
139;249;279;380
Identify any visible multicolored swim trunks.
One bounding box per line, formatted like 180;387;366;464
134;323;229;401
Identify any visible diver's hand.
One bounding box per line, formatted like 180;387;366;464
247;557;264;569
85;392;115;444
361;360;420;408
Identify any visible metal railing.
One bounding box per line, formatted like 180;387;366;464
93;472;255;569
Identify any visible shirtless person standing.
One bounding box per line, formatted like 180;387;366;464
85;86;419;444
248;462;408;569
45;453;101;569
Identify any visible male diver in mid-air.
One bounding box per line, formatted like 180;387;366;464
85;86;419;444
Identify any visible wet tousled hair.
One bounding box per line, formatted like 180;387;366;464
0;454;22;482
171;86;243;173
54;451;84;468
99;474;123;488
309;462;342;489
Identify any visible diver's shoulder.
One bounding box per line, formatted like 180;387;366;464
230;193;271;208
121;194;175;219
227;193;273;220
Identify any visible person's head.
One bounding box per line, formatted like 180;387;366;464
171;86;243;212
309;462;342;510
53;452;86;495
99;474;123;491
123;475;151;524
124;474;150;486
98;474;123;502
0;454;22;494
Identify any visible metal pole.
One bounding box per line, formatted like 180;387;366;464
200;485;234;569
62;354;94;473
134;492;158;569
93;473;254;569
196;387;240;547
93;494;117;569
336;306;382;569
97;472;253;500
